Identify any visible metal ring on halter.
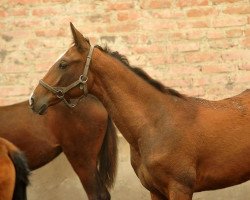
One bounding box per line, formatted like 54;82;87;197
56;90;65;99
79;75;88;83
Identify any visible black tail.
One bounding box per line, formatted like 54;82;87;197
98;116;118;189
9;151;30;200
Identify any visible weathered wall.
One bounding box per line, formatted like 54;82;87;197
0;0;250;104
0;0;250;199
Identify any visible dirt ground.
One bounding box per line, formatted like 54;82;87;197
28;136;250;200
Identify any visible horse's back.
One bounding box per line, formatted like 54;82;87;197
191;90;250;191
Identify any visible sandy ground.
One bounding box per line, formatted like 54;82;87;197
28;136;250;200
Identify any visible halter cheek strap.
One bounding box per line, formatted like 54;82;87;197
39;45;95;108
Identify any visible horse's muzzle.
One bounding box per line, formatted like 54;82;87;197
29;94;48;115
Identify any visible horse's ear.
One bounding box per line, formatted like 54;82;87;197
70;22;84;51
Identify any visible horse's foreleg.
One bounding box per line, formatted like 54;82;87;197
71;163;110;200
63;148;110;200
167;181;193;200
150;191;167;200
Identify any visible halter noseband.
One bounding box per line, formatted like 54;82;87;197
39;45;95;108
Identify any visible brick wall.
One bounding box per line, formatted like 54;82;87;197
0;0;250;105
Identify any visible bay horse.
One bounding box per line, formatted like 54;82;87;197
0;97;117;200
30;23;250;200
0;137;30;200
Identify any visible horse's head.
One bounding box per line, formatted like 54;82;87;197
30;23;94;114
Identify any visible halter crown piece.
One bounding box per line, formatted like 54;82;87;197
39;45;95;108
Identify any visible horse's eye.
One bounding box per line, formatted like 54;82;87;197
59;61;68;69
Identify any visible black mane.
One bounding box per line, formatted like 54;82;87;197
96;45;184;99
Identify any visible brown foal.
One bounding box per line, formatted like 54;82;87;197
30;23;250;200
0;97;117;200
0;137;30;200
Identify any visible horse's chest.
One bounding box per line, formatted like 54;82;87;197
137;163;155;190
130;148;155;191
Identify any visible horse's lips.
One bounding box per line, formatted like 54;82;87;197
38;104;48;115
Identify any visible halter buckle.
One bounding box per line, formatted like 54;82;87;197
56;90;64;99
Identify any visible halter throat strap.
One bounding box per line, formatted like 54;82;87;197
39;45;95;108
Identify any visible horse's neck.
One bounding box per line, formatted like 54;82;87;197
90;49;175;145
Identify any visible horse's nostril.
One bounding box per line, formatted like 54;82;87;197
29;96;35;107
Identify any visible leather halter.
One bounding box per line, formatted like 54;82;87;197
39;45;95;108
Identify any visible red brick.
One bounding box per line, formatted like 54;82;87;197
213;16;247;27
10;8;28;16
8;0;40;4
169;64;201;74
187;8;218;17
140;0;172;9
0;9;8;17
178;20;210;29
166;54;185;64
0;23;4;29
176;0;208;8
88;14;111;23
35;29;66;37
221;50;250;61
207;29;225;39
186;30;206;40
211;0;244;5
239;62;250;70
133;44;164;54
32;8;58;16
77;24;104;34
164;54;175;64
25;39;41;49
209;39;237;49
7;30;32;39
117;11;140;21
168;32;186;41
148;55;166;66
223;5;250;15
202;64;235;73
107;2;134;10
245;28;250;36
145;33;168;43
107;22;139;33
13;20;41;28
42;0;71;2
147;10;185;19
191;20;210;28
168;42;200;52
141;20;176;31
241;37;250;48
226;29;243;38
185;52;220;63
